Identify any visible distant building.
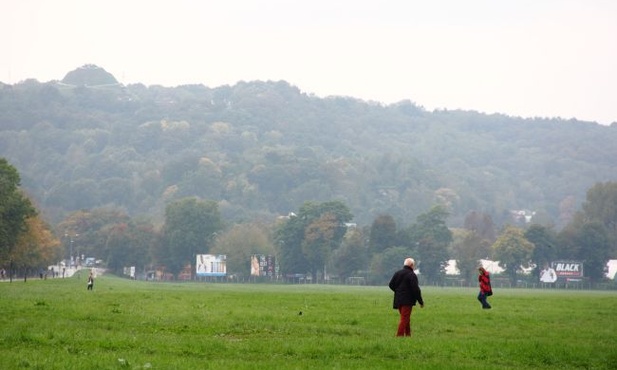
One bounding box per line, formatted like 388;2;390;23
510;209;536;224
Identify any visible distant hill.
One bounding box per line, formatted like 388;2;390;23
61;64;119;86
1;65;616;228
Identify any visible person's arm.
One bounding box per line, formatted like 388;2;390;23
388;274;398;292
410;273;424;307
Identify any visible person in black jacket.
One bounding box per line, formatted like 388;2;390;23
389;258;424;336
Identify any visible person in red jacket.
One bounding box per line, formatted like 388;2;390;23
389;258;424;336
477;267;492;309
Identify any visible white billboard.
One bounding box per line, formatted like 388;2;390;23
539;265;557;283
196;254;227;277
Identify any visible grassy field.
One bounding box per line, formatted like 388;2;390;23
1;274;615;369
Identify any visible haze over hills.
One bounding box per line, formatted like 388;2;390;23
1;65;616;228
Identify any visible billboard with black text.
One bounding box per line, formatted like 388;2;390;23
552;260;583;281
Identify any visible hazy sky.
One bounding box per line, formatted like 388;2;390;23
3;0;616;124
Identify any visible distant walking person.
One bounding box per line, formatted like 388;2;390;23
477;267;492;309
87;272;94;290
389;258;424;337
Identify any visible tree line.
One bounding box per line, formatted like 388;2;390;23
2;158;615;285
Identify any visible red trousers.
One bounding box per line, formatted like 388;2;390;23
396;305;413;336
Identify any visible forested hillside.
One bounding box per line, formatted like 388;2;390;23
1;65;616;229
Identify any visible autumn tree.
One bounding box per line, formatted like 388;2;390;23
275;200;353;281
302;213;342;281
0;158;36;268
11;215;61;279
57;207;131;264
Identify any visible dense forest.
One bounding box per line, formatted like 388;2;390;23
2;65;616;228
1;65;616;284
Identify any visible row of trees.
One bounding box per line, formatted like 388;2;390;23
452;182;616;284
272;190;612;286
241;182;615;285
0;159;61;280
56;198;223;278
47;189;617;286
2;156;615;284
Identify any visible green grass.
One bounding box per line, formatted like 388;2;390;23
1;275;616;369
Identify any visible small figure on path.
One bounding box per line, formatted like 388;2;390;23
87;272;94;291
